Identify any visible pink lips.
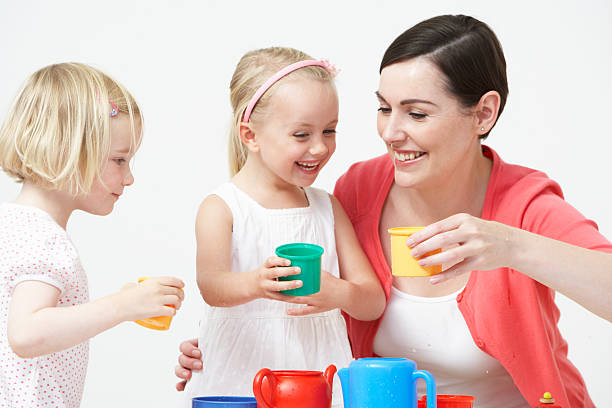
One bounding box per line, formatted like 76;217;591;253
295;161;320;174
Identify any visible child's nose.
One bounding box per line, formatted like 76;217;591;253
309;139;329;157
123;169;134;186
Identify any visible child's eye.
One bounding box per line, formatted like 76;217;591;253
113;158;126;165
323;129;336;136
293;133;309;138
377;107;391;114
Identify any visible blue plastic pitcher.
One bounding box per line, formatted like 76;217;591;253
337;358;436;408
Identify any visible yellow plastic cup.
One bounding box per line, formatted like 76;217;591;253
388;227;442;277
134;277;175;331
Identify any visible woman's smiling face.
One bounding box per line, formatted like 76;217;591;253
376;57;481;189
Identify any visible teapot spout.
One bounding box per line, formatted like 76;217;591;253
337;367;350;408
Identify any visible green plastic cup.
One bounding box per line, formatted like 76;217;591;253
275;243;324;296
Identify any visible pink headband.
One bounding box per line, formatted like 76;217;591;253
241;59;338;123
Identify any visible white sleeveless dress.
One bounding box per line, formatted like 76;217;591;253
183;183;352;407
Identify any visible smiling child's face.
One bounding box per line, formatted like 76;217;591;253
251;78;339;188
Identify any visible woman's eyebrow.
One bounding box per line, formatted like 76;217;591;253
400;98;437;107
375;91;387;103
375;91;437;107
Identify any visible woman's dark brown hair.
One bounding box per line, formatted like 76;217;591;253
381;15;508;139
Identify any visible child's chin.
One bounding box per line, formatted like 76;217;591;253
295;180;316;188
84;205;114;216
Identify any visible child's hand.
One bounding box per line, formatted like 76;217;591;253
114;276;184;322
250;256;303;300
285;270;342;316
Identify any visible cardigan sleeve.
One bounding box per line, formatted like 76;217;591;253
520;184;612;252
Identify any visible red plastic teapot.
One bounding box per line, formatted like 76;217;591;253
253;365;336;408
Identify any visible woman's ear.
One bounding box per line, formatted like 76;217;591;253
238;122;259;153
474;90;501;136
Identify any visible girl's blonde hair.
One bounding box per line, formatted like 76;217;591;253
228;47;334;176
0;62;142;194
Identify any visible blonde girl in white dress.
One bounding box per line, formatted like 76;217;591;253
182;47;385;407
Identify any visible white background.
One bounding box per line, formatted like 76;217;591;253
1;1;611;407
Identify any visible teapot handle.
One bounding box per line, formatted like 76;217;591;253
324;364;337;388
253;368;277;408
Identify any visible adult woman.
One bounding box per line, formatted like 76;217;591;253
177;15;612;407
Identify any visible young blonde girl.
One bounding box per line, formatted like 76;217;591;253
0;63;184;407
183;47;385;407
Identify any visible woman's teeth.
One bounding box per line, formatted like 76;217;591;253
394;151;426;162
297;161;319;170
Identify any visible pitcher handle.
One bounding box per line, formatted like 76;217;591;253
413;369;436;408
253;368;277;408
324;364;337;388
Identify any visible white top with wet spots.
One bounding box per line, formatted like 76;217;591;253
373;285;527;407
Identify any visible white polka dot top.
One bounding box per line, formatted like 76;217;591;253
0;203;89;408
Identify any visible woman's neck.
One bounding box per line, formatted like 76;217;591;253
389;144;492;224
13;182;75;229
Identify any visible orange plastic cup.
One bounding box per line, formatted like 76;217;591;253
134;277;175;331
418;394;475;408
388;227;442;277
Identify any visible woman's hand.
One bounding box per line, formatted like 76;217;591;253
175;338;203;391
285;270;342;316
407;213;518;283
408;212;612;321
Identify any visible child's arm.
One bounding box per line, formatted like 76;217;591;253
195;195;303;307
8;276;184;358
287;195;386;321
331;195;386;319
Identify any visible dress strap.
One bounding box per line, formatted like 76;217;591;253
304;187;333;222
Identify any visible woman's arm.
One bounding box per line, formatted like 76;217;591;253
509;227;612;321
195;195;303;307
408;213;612;321
286;196;386;321
8;276;184;358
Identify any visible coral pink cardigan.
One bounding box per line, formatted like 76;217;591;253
334;146;610;407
